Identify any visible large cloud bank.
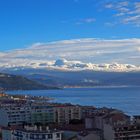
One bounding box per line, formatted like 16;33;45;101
0;38;140;71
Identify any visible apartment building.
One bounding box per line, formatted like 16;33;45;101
133;115;140;124
102;113;140;140
114;124;140;140
2;126;63;140
30;103;55;124
0;103;55;126
85;111;131;140
0;103;82;127
54;105;82;124
0;103;31;126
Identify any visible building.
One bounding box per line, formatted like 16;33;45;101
77;131;101;140
2;126;63;140
82;106;96;118
54;105;82;124
85;111;131;140
0;103;82;127
133;115;140;124
102;113;140;140
85;115;104;130
0;103;56;127
114;124;140;140
30;104;55;125
0;103;31;126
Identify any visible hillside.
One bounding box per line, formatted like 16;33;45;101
28;70;140;87
0;73;58;90
2;68;140;87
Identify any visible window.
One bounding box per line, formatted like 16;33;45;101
56;133;60;138
48;134;53;139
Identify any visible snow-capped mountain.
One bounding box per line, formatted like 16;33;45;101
0;38;140;72
0;58;139;72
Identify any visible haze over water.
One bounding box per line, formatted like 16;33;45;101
8;87;140;116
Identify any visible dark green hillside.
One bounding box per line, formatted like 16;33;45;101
0;73;57;90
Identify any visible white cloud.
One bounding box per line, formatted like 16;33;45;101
76;18;96;24
0;38;140;71
104;0;140;26
0;52;6;57
82;18;96;23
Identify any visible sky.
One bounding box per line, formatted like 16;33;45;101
0;0;140;51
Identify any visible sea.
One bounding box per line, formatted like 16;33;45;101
8;87;140;116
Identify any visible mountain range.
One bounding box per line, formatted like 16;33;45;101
0;38;140;88
0;58;140;72
1;67;140;88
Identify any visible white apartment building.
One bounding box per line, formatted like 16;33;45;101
0;103;31;126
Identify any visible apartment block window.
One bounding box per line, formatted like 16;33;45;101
56;133;60;138
48;134;53;139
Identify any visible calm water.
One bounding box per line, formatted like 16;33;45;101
8;87;140;115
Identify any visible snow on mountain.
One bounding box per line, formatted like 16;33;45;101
0;58;139;72
0;38;140;72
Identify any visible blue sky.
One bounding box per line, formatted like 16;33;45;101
0;0;140;51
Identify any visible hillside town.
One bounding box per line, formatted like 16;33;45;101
0;91;140;140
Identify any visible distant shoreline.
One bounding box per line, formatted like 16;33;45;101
6;85;140;92
63;85;140;89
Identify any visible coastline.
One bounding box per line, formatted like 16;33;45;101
63;85;140;89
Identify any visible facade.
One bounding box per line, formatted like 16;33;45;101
114;125;140;140
82;106;96;118
54;105;82;124
0;103;55;127
133;115;140;124
2;126;63;140
103;113;140;140
31;104;55;124
85;116;104;130
0;103;31;126
103;123;140;140
0;103;82;127
85;111;133;140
